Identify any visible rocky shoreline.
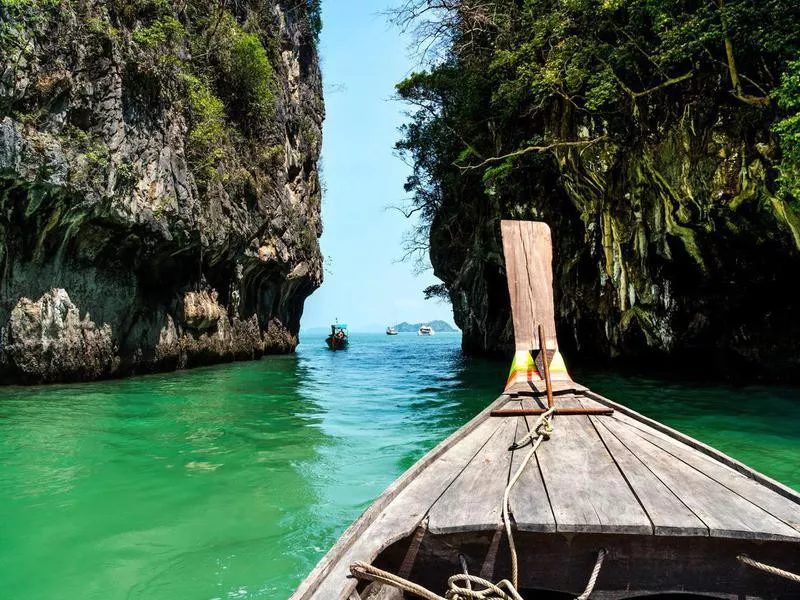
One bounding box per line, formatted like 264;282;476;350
0;1;324;384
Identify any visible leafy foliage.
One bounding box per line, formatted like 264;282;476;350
214;15;275;126
132;15;184;49
774;60;800;203
394;0;800;261
182;74;226;186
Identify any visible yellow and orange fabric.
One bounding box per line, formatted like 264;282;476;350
504;348;571;391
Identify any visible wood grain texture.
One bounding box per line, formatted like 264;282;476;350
536;413;652;534
508;416;557;532
501;220;557;351
601;417;800;542
589;414;709;536
583;389;800;503
427;417;517;533
610;412;800;534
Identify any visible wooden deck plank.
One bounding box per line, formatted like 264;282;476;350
501;220;557;351
609;412;800;534
536;413;652;534
601;417;800;542
300;414;507;599
427;417;517;533
508;416;557;532
584;389;800;503
588;414;709;536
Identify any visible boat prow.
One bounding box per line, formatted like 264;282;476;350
292;222;800;600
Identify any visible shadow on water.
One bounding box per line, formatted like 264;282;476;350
0;332;797;600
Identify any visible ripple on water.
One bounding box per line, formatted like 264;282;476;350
0;333;798;600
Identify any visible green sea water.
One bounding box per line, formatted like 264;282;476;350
0;332;798;600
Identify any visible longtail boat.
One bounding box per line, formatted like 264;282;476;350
292;221;800;600
326;323;349;350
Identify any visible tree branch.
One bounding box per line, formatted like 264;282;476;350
457;137;608;171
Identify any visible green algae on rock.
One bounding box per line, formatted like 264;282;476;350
394;0;800;378
0;0;324;383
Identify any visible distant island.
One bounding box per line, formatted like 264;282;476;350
394;320;458;333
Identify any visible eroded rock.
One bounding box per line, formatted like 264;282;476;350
4;289;120;383
0;1;324;384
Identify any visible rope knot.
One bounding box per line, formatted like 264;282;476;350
535;417;553;440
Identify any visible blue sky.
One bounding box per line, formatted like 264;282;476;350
300;1;456;332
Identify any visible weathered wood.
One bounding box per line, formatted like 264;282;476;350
479;527;503;581
428;417;517;533
536;413;652;534
601;417;800;542
609;412;800;534
505;380;586;396
588;414;709;536
491;407;614;417
501;220;557;351
584;389;800;503
508;416;557;532
290;395;509;600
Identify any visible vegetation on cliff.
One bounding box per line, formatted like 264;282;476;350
0;0;324;383
394;0;800;376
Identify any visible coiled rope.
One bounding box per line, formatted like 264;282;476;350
350;407;608;599
738;555;800;583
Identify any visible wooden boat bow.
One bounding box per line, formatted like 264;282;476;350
291;221;800;600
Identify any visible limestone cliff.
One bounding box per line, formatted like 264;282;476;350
396;1;800;379
429;92;800;377
0;0;324;383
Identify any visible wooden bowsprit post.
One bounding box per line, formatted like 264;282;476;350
492;220;612;417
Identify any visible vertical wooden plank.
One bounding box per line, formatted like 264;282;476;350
501;220;557;351
508;416;557;532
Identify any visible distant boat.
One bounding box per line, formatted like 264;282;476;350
417;324;434;336
386;326;398;335
325;323;348;350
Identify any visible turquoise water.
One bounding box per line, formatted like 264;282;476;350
0;332;798;600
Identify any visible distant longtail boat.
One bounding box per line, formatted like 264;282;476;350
325;323;348;350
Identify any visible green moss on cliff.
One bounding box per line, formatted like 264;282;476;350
393;0;800;375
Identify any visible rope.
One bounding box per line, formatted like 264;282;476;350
349;407;609;600
503;408;555;588
350;561;444;600
575;549;607;600
738;555;800;583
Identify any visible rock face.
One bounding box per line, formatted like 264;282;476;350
4;288;120;381
0;1;323;384
429;91;800;378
